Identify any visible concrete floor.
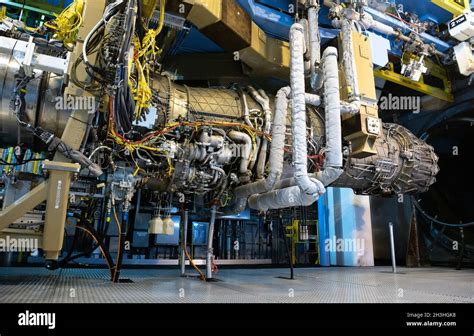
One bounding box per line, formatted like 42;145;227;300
0;266;472;303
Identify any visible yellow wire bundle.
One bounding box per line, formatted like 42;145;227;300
131;54;153;120
138;0;166;58
44;0;84;45
130;0;166;119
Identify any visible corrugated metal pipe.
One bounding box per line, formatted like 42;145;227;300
247;86;272;180
228;130;252;175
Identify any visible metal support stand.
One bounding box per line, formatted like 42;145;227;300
180;210;189;276
279;214;294;280
389;222;397;274
0;0;106;267
0;161;80;263
456;228;465;271
406;204;421;267
206;205;217;280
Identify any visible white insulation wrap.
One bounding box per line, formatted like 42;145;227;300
248;25;344;212
332;13;395;38
248;182;324;211
340;19;360;100
291;23;325;198
322;46;343;169
360;12;396;36
225;86;292;214
233;87;291;197
308;4;321;76
248;24;327;211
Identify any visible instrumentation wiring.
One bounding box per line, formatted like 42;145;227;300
0;153;45;166
85;0;270;181
130;50;153;121
127;0;166;122
1;0;291;282
184;244;206;281
44;0;85;46
138;0;166;59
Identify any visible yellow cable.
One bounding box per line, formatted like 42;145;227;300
112;206;123;282
130;150;141;176
112;206;122;236
138;0;166;58
183;244;205;280
131;58;153;119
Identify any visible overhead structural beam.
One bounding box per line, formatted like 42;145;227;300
431;0;470;17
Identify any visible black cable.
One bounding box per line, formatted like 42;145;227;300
112;0;137;135
0;156;45;166
60;199;115;280
113;212;129;283
136;0;145;43
413;198;474;228
419;214;474;260
77;223;115;280
59;224;80;267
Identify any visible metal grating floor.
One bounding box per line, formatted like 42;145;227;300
0;266;472;303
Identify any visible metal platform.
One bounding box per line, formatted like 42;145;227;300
0;266;472;303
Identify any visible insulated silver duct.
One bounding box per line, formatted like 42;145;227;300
248;183;324;211
359;12;395;36
331;17;362;114
308;0;321;79
228;130;252;175
291;23;324;198
228;86;292;214
230;86;323;214
248;43;343;211
206;205;218;280
339;19;360;102
248;24;333;211
247;86;272;180
322;47;343;169
299;18;313;77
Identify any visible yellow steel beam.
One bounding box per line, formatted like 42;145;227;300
431;0;470;16
0;6;6;21
374;63;454;102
